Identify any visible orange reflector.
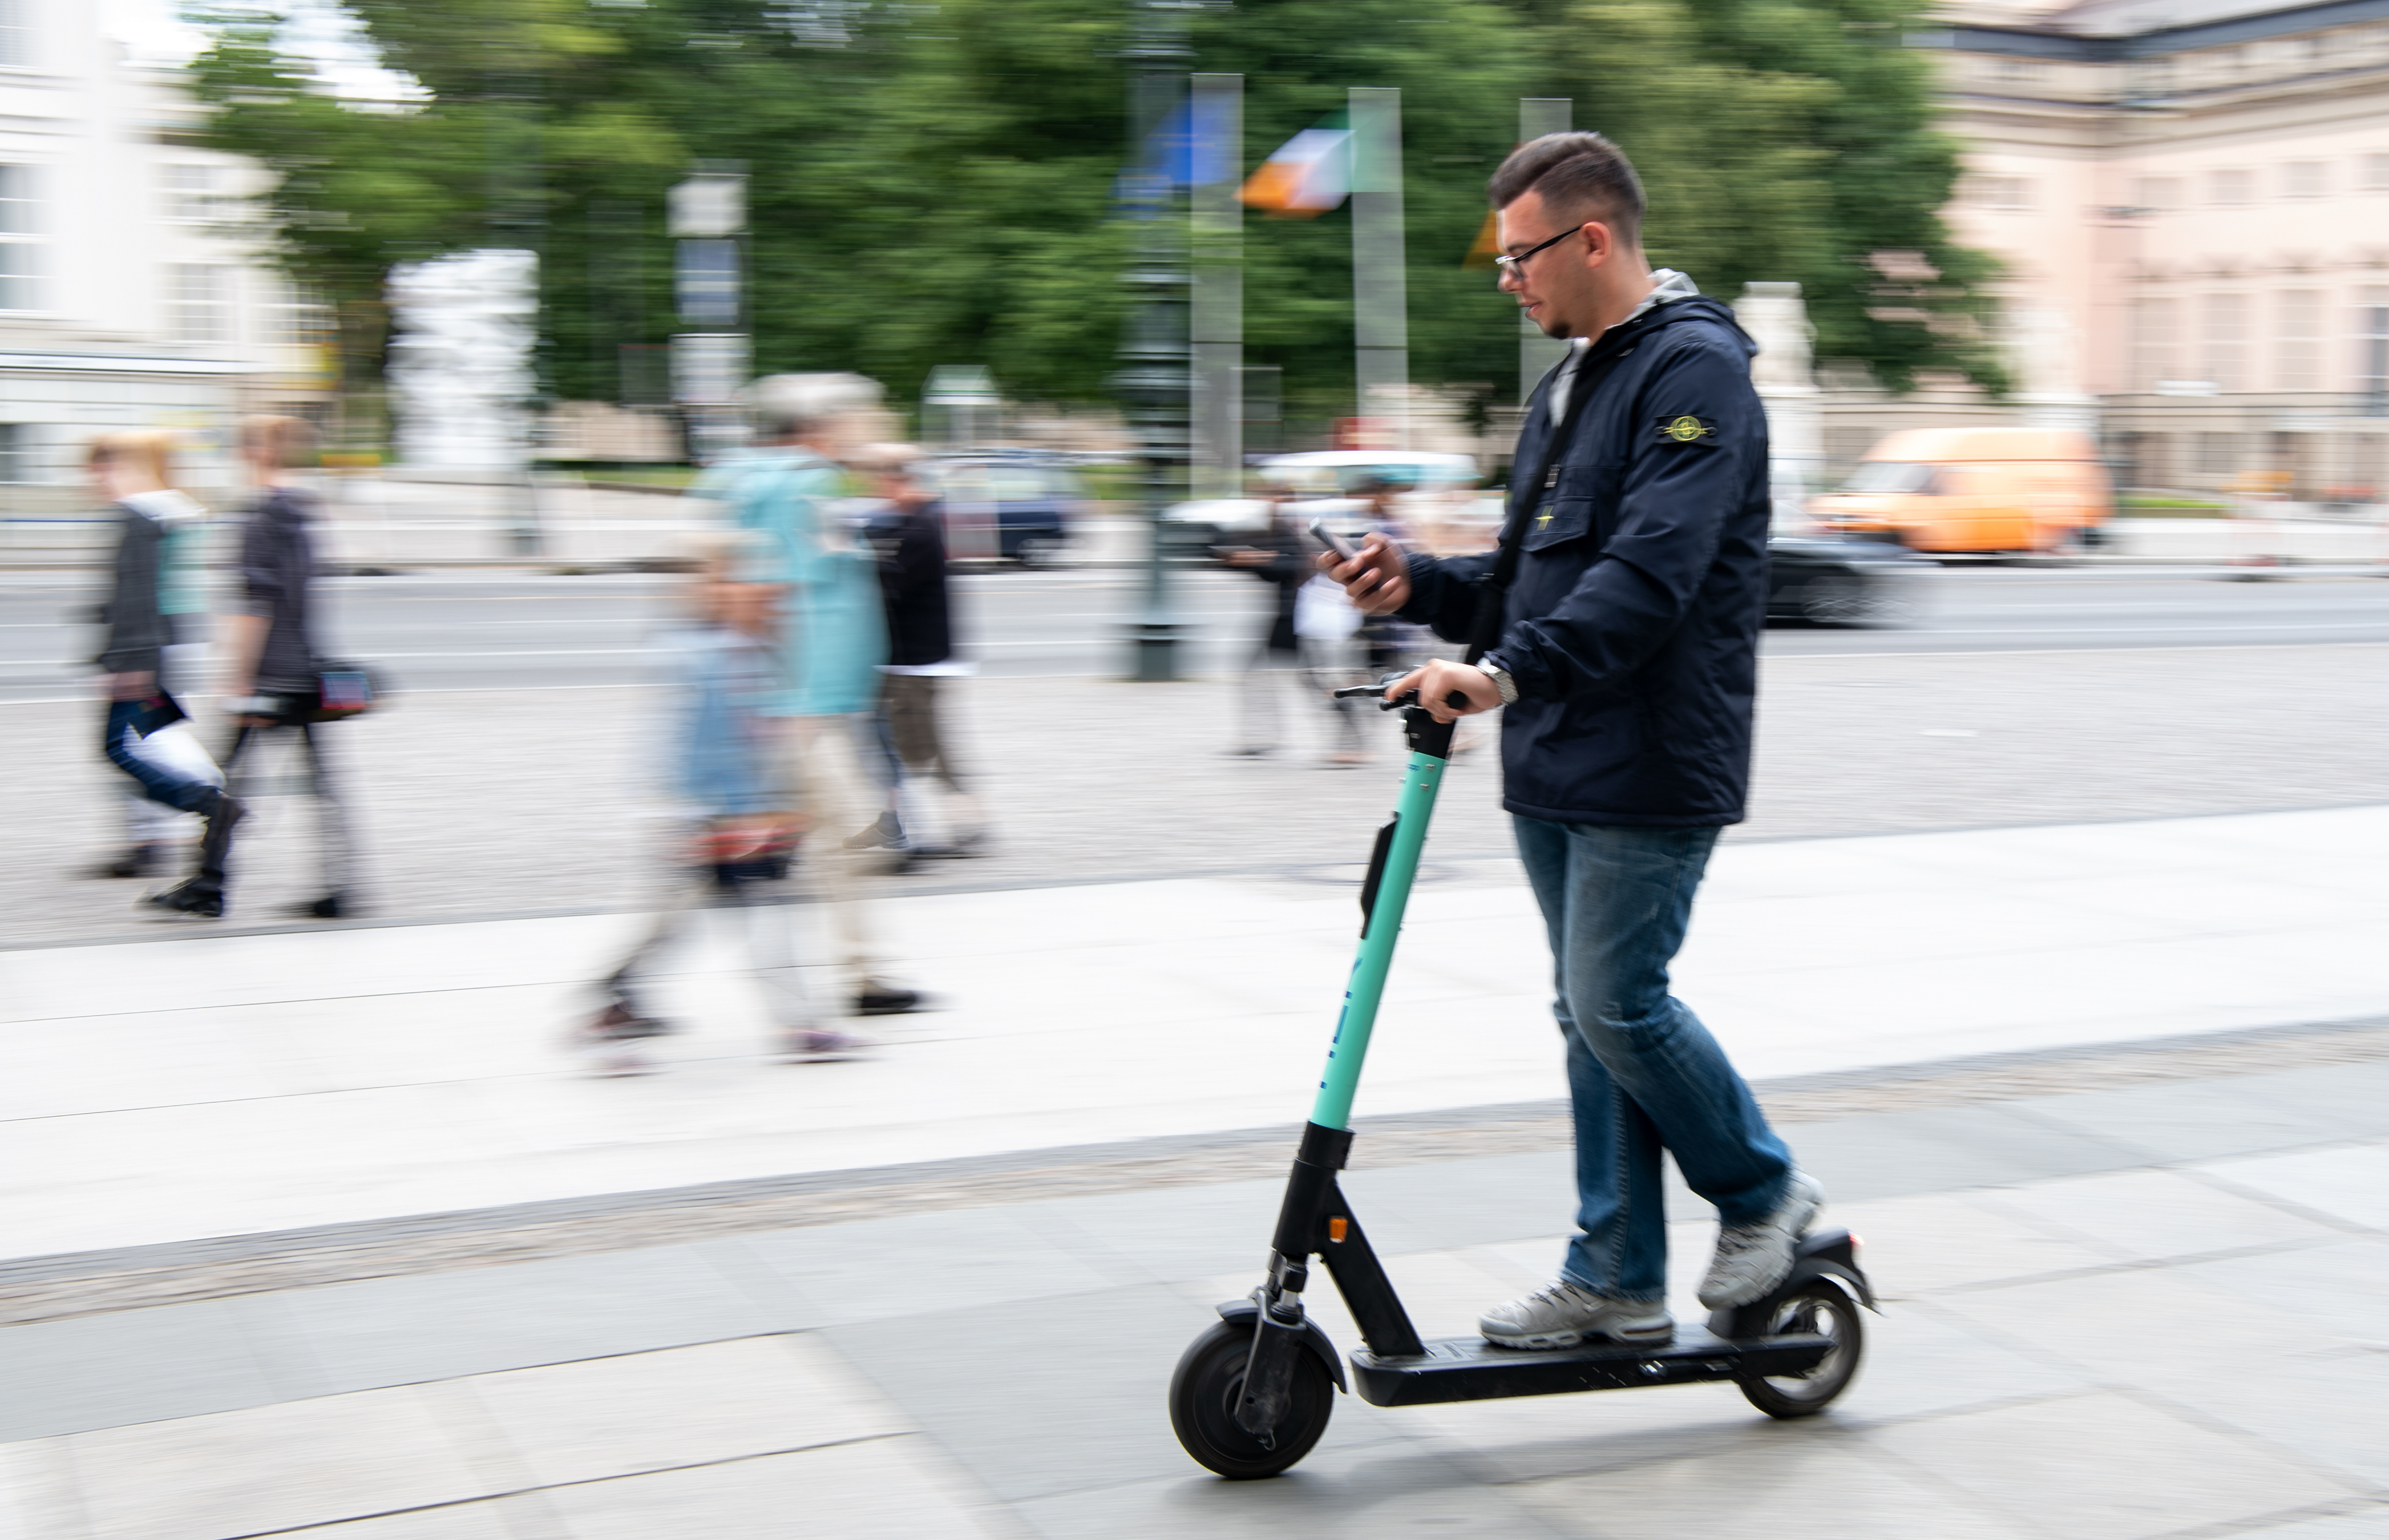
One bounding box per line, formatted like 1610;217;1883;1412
1327;1217;1348;1243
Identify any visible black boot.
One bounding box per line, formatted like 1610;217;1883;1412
144;791;245;920
92;844;164;879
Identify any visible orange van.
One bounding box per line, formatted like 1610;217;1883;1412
1809;429;2111;553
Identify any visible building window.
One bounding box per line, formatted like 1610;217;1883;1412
2197;433;2238;476
1965;176;2035;211
2131;176;2184;211
0;0;30;69
2366;153;2389;191
2208;168;2257;205
160;164;233;225
2276;291;2325;389
0;424;33;483
2282;161;2329;199
2203;293;2248;390
0;164;38;312
2133;297;2180;388
168;264;233;345
2139;433;2172;485
1994;56;2045;85
272;278;337;348
2359;288;2389;406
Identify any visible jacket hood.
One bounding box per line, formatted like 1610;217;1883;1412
119;489;207;527
257;483;317;524
1635;289;1759;360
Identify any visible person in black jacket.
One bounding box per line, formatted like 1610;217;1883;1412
217;415;355;918
1327;134;1820;1351
862;447;987;855
1222;487;1366;764
89;431;246;918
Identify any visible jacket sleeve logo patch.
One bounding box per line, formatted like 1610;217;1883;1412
1656;414;1719;444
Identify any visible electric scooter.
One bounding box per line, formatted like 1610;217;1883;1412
1167;679;1875;1479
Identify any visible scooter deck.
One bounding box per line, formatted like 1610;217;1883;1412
1349;1326;1833;1408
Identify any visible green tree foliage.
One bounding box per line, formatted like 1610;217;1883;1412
189;0;1996;430
1534;0;2004;390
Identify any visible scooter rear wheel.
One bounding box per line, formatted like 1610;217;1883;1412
1169;1319;1333;1478
1736;1279;1864;1419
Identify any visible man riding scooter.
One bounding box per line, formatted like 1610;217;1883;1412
1326;132;1821;1349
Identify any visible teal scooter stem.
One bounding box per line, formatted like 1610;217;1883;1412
1166;681;1874;1481
1309;729;1448;1131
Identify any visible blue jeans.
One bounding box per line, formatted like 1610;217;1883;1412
103;699;218;814
1513;816;1793;1303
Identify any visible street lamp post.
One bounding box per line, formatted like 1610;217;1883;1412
1117;1;1194;682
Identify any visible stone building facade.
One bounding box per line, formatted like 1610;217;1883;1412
1925;0;2389;499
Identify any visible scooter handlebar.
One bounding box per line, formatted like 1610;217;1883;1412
1332;674;1470;712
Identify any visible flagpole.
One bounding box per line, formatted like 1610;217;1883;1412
1518;99;1571;405
1348;87;1408;449
1118;0;1191;683
1191;75;1243;504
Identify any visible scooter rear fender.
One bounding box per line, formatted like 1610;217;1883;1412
1215;1299;1348;1394
1707;1228;1877;1341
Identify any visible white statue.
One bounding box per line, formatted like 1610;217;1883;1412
388;249;539;471
1735;281;1824;510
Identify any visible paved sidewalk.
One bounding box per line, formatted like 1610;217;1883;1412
2;1052;2386;1538
2;804;2385;1265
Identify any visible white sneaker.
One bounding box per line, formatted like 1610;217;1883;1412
1698;1170;1825;1309
781;1026;868;1062
1479;1280;1674;1350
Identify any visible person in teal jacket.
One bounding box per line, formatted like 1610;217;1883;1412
692;373;922;1017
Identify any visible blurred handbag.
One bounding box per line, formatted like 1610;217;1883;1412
285;662;389;723
310;664;374;721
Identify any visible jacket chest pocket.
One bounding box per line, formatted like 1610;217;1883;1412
1522;498;1592;552
1519;459;1620;553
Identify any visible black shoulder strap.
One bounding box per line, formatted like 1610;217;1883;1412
1462;322;1647;664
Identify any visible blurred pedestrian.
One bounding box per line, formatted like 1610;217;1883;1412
579;537;852;1072
90;431;218;880
1347;474;1424;682
697;374;923;1018
88;431;246;917
859;444;989;858
1223;486;1367;765
216;415;357;919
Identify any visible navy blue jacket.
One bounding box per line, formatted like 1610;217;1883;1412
1399;294;1769;826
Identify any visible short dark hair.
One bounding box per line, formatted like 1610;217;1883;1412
1487;132;1644;250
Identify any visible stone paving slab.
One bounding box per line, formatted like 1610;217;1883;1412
2;1062;2386;1538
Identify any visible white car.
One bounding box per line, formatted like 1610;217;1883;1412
1163;451;1485;545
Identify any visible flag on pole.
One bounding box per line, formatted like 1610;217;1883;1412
1464;209;1502;266
1239;115;1352;217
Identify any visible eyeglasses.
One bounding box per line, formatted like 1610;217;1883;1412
1493;225;1585;284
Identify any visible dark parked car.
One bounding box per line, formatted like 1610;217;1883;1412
1766;529;1925;626
918;456;1084;566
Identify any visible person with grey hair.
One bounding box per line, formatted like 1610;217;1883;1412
688;373;924;1017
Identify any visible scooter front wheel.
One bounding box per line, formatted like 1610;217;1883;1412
1169;1319;1333;1478
1736;1279;1865;1419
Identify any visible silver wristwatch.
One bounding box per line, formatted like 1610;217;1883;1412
1476;660;1519;705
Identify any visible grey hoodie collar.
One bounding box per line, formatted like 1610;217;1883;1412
1548;269;1701;423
